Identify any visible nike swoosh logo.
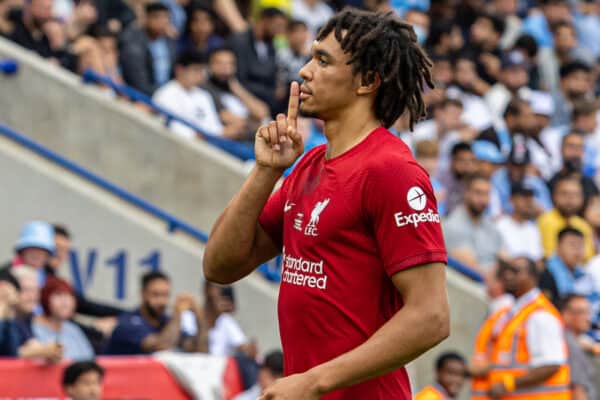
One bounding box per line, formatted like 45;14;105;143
284;202;295;212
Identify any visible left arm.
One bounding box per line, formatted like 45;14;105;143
260;262;449;399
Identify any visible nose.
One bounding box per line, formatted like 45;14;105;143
299;59;312;82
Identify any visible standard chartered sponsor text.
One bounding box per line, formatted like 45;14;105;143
282;247;327;290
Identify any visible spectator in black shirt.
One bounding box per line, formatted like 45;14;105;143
227;7;287;112
469;13;505;85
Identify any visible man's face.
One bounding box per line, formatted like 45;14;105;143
451;150;476;179
554;180;583;216
554;25;576;53
29;0;53;26
573;113;597;134
178;63;206;88
517;103;538;136
508;163;526;182
209;50;236;82
404;10;429;43
470;17;497;47
454;59;477;89
20;247;50;269
288;25;308;53
562;134;584;169
432;60;453;87
66;370;103;400
512;193;536;220
264;15;288;41
298;32;365;120
49;234;70;271
557;233;585;268
436;104;463;131
465;179;491;216
438;359;467;398
542;2;570;25
189;10;214;40
17;275;39;315
142;278;170;318
562;71;592;100
501;257;533;297
501;66;528;91
146;10;170;37
563;297;592;334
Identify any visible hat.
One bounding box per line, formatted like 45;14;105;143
15;221;55;254
508;136;530;165
40;277;74;316
472;140;506;164
511;182;535;197
501;51;529;69
528;91;554;117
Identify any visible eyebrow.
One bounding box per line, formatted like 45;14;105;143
312;48;334;62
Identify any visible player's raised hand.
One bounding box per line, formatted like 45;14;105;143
255;82;304;170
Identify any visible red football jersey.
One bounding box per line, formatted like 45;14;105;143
259;127;447;399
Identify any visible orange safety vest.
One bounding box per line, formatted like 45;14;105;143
487;292;571;400
471;306;511;400
414;384;448;400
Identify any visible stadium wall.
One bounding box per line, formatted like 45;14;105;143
0;37;247;234
0;133;280;353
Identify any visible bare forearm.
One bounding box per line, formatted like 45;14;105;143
309;304;449;394
144;315;182;352
203;166;282;283
515;366;560;389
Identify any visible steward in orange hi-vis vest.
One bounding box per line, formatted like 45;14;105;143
415;384;449;400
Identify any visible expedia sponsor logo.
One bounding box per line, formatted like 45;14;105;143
394;208;441;228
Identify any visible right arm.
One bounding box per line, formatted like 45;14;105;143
140;294;193;352
203;82;304;284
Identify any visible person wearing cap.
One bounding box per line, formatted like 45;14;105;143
471;140;505;179
490;134;553;217
484;50;533;119
32;277;94;361
234;350;284;400
495;182;544;262
0;221;55;282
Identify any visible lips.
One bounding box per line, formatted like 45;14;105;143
300;85;312;96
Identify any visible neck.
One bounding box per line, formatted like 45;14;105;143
140;305;161;327
39;315;63;331
515;286;534;299
511;212;526;223
466;207;483;222
322;106;380;159
145;28;161;41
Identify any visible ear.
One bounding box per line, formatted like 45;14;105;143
356;72;381;96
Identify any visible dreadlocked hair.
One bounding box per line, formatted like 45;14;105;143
316;8;434;129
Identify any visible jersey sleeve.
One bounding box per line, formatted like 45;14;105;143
364;160;447;277
258;182;287;250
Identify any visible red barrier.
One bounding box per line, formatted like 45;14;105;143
0;355;243;399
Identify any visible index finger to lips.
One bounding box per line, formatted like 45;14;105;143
287;81;299;130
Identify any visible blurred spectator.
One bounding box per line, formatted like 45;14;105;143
89;0;135;34
105;271;206;355
119;2;176;96
414;352;467;400
484;50;531;119
153;51;232;139
425;18;463;60
1;221;55;281
234;350;283;400
62;360;104;400
539;227;594;307
575;0;600;59
443;174;503;275
490;135;552;217
91;25;123;84
570;100;600;179
414;140;446;215
439;141;476;215
560;294;598;400
522;0;571;50
447;56;493;129
488;0;521;49
33;277;94;361
538;21;595;93
584;195;600;247
538;176;595;260
179;4;223;60
551;61;594;127
0;270;20;356
204;46;271;139
290;0;332;38
62;0;98;40
482;257;570;399
548;131;599;202
403;8;429;46
471;140;505;179
227;7;287;111
276;19;309;89
512;34;541;90
204;281;253;358
470;13;505;85
495;183;544;262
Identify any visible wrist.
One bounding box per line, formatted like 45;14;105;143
254;163;285;179
305;365;335;396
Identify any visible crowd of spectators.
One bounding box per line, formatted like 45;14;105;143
0;220;268;396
